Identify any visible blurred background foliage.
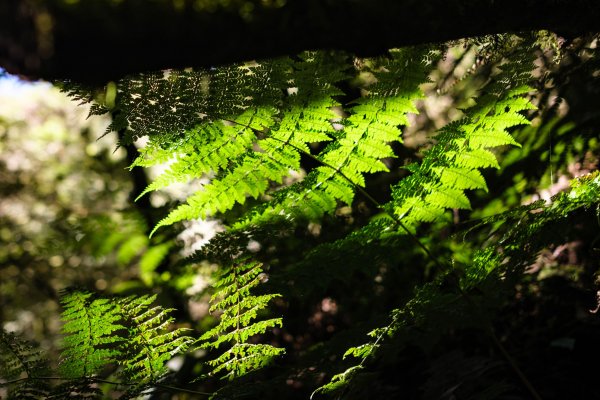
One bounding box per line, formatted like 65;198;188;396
1;33;600;399
0;78;130;361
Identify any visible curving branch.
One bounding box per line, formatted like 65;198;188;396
1;0;599;84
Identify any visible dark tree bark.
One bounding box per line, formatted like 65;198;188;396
1;0;599;85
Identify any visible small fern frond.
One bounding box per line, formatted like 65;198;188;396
59;289;124;378
198;260;284;380
117;294;193;383
59;289;192;390
0;329;50;399
310;365;364;398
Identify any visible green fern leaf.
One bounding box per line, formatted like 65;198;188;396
425;186;472;209
117;294;193;383
391;42;534;227
59;290;124;378
447;148;501;169
0;329;50;399
434;167;488;191
467;128;521;149
198;260;285;379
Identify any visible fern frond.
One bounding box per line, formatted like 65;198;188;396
59;289;192;391
134;107;273;198
59;289;124;378
0;329;50;399
149;52;344;233
117;294;193;383
391;43;536;228
235;47;438;228
198;260;284;380
109;61;286;145
302;48;437;212
315;39;539;396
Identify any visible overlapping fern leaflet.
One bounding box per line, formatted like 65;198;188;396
97;61;285;146
59;290;192;387
130;61;287;197
1;291;192;398
145;48;436;233
198;260;284;379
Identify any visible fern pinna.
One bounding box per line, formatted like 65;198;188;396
390;46;535;229
59;290;124;378
147;52;346;234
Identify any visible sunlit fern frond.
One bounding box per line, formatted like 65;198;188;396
198;260;284;380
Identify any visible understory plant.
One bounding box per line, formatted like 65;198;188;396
2;32;600;399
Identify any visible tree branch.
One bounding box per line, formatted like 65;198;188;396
1;0;599;84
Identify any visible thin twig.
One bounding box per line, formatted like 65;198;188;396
458;289;543;400
486;326;543;400
1;376;213;397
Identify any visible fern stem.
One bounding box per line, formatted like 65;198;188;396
353;184;445;271
458;288;543;400
1;376;214;397
153;382;213;397
486;325;543;400
82;295;94;377
233;263;242;347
